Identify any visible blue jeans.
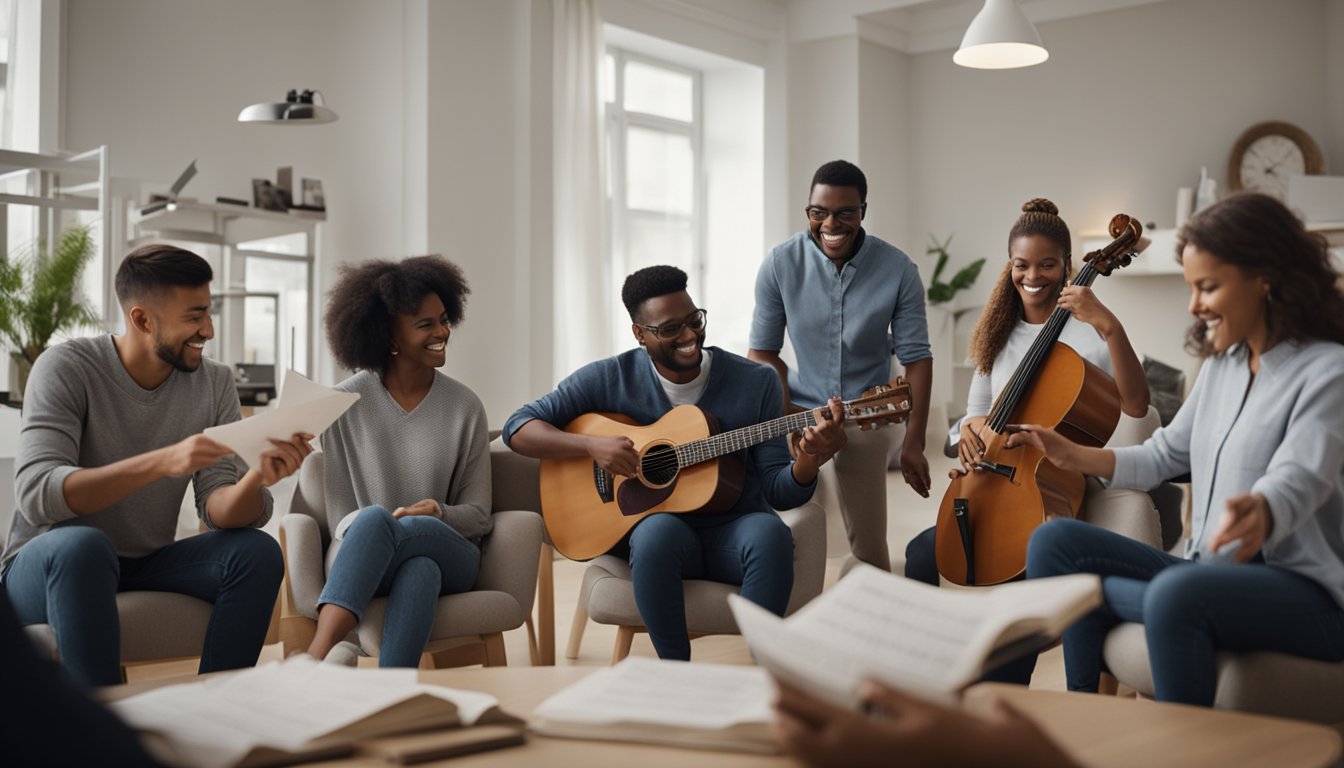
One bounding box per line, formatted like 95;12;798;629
904;525;939;586
318;506;480;667
1027;518;1344;705
3;526;283;688
623;511;794;661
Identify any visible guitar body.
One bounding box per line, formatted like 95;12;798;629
935;342;1121;585
539;405;745;561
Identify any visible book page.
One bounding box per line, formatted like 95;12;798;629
729;565;1100;707
533;658;773;729
203;370;358;470
110;657;500;768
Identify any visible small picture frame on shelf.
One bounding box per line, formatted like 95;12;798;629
300;178;326;210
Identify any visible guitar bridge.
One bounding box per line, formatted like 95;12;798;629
592;462;615;503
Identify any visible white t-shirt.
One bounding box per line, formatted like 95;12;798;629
964;315;1113;421
654;348;713;407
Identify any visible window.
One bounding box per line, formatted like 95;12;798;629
603;49;702;349
0;0;10;148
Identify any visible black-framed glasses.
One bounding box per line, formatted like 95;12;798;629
637;309;708;340
805;204;865;223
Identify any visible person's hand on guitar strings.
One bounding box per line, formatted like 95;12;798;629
586;434;640;478
956;416;990;476
1002;424;1080;472
797;397;848;464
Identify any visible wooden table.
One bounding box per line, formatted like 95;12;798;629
330;668;1340;768
111;667;1342;768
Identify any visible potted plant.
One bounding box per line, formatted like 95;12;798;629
0;224;102;403
925;234;985;305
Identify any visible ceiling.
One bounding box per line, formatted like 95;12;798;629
782;0;1179;52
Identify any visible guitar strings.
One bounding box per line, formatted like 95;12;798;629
988;261;1099;433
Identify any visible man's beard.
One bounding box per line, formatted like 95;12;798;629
156;338;202;372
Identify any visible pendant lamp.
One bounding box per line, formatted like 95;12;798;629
953;0;1048;70
238;89;338;124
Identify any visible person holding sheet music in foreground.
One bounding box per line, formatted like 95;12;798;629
505;265;846;660
1007;193;1344;705
2;244;311;687
303;256;492;667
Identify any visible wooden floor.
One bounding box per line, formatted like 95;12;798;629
129;451;1068;689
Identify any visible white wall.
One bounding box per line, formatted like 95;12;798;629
857;39;911;254
62;0;408;388
906;0;1334;387
787;36;859;213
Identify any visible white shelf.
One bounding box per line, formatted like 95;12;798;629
1081;228;1183;277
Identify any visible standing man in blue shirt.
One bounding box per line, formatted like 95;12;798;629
750;160;933;572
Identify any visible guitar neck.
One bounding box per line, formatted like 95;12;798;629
674;407;842;467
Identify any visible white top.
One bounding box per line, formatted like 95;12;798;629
653;348;713;407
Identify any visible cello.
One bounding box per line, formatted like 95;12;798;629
934;214;1143;586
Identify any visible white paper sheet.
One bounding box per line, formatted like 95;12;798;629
204;370;358;471
729;565;1100;708
110;656;499;768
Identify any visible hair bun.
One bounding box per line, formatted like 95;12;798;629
1022;198;1058;216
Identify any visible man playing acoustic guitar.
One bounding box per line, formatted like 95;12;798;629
504;265;846;660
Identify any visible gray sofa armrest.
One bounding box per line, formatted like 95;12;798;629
475;509;544;616
281;514;326;620
779;502;826;614
1080;482;1162;549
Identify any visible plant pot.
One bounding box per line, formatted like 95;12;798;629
9;353;32;404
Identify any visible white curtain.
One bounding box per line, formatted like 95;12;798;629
552;0;609;382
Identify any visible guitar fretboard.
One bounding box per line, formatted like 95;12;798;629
673;408;843;467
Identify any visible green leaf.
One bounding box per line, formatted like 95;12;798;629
0;224;102;362
949;258;986;291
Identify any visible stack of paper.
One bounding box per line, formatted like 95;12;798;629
531;657;777;754
204;370;359;470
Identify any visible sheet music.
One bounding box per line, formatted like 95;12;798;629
203;370;358;471
532;658;773;729
110;656;499;768
730;565;1100;707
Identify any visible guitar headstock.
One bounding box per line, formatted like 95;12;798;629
846;376;912;429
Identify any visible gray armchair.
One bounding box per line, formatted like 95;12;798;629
1103;623;1344;724
566;501;828;663
23;590;217;682
279;448;543;668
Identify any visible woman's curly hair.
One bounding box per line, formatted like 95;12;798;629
1177;192;1344;357
968;198;1073;374
325;255;469;373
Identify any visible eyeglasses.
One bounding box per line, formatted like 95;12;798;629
805;204;865;223
637;309;708;340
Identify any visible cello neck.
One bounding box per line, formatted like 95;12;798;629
987;260;1101;432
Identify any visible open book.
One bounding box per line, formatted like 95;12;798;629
531;657;778;754
204;370;359;471
728;565;1101;708
108;656;523;768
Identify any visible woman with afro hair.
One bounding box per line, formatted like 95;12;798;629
304;255;491;667
902;198;1150;589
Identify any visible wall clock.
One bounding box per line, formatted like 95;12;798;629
1227;121;1325;200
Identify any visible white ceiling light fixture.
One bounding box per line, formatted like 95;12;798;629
237;89;338;124
953;0;1048;70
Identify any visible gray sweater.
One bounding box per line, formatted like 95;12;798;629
3;335;270;570
1111;339;1344;608
320;370;492;548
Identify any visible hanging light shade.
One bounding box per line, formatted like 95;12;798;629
237;89;338;124
953;0;1048;70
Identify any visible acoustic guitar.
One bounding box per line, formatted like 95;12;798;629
934;214;1143;586
540;378;912;560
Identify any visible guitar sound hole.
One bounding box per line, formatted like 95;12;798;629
640;444;679;486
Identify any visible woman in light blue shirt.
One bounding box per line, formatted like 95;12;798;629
1011;192;1344;705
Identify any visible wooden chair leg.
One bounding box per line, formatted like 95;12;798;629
525;617;540;666
483;632;508;667
1099;671;1119;696
279;615;317;659
566;590;590;660
536;543;556;666
612;626;635;664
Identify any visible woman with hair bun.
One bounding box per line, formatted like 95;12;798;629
903;198;1151;589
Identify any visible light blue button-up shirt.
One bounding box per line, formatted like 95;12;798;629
750;230;931;408
1110;340;1344;608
